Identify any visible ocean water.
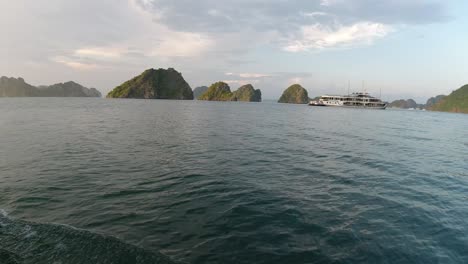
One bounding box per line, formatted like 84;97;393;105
0;98;467;264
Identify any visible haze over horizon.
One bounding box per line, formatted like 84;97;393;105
2;0;468;103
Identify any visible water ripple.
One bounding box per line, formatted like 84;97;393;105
0;99;467;263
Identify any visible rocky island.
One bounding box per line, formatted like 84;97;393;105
0;77;101;97
107;68;193;100
278;84;309;104
193;86;208;99
232;84;262;102
388;99;422;109
198;82;262;102
427;84;468;113
38;81;101;97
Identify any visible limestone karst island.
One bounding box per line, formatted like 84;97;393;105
0;76;101;97
106;68;194;100
198;82;262;102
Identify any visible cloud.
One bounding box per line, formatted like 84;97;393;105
320;0;335;7
51;56;98;70
131;0;448;56
222;72;273;86
150;31;213;57
226;73;272;78
74;48;124;59
223;79;261;86
284;22;391;52
138;0;448;33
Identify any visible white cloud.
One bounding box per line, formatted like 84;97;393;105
225;72;272;78
288;77;303;85
51;56;98;70
284;22;392;52
301;11;330;18
223;79;260;85
74;47;124;59
150;31;213;57
128;0;214;58
320;0;335;7
239;73;271;78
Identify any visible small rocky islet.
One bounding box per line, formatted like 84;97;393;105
197;82;262;102
278;84;309;104
388;99;422;109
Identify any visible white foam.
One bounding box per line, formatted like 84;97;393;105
22;225;37;239
0;209;7;217
0;209;8;226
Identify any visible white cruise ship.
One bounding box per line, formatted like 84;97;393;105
309;92;387;109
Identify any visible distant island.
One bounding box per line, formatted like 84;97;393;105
107;68;193;100
387;85;468;114
427;84;468;113
0;77;101;97
278;84;309;104
193;86;208;99
388;99;423;109
198;82;262;102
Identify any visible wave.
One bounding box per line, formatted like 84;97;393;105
0;210;181;264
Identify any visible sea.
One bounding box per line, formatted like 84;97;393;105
0;98;467;264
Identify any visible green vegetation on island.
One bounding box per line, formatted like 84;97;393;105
388;99;422;109
107;68;193;100
428;84;468;113
198;82;233;101
198;82;262;102
231;84;262;102
0;76;101;97
193;86;208;99
38;81;101;97
425;95;446;108
278;84;309;104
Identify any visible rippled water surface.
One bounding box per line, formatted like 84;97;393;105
1;98;467;264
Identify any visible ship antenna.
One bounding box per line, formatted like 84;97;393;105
348;80;350;96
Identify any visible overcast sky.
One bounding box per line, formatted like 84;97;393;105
2;0;467;102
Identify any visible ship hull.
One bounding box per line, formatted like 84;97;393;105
309;92;387;110
309;104;387;109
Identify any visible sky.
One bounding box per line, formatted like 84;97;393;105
1;0;468;102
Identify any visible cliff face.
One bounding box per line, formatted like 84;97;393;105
428;85;468;113
425;95;447;109
278;84;309;104
0;77;101;97
231;84;262;102
107;68;193;100
193;86;208;99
